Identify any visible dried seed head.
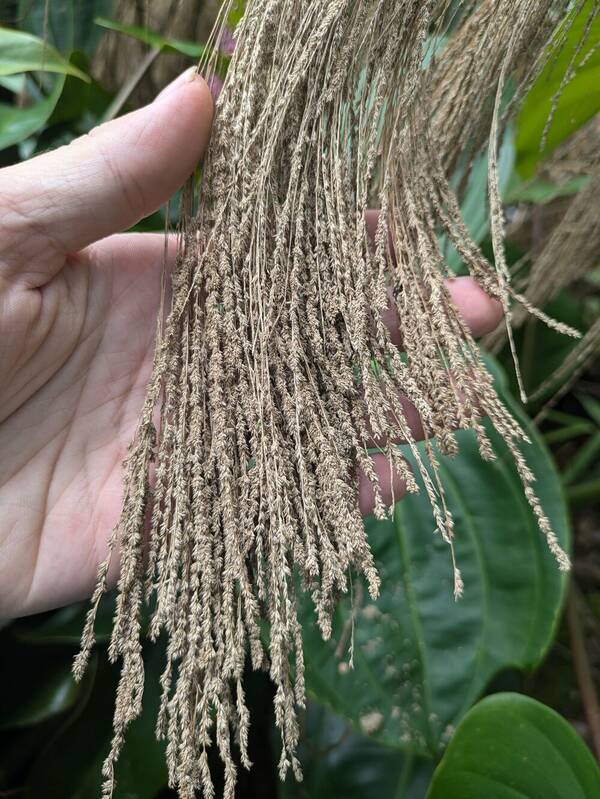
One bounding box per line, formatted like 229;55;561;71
77;2;581;796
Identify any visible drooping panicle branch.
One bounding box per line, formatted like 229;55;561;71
77;2;581;796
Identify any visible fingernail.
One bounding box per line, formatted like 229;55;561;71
156;67;200;101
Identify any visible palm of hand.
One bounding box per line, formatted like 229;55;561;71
0;235;166;615
0;75;213;617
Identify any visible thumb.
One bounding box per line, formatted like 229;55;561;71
0;73;213;281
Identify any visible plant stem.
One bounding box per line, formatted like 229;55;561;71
102;47;161;123
567;585;600;761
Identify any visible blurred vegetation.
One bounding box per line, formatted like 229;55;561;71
0;1;599;797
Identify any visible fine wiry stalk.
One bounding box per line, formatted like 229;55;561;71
76;2;583;796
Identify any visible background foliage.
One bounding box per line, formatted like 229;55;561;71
0;1;599;797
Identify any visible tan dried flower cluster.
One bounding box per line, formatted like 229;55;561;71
74;1;590;797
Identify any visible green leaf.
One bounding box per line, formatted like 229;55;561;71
0;28;89;81
47;51;113;129
578;392;600;428
26;644;168;799
0;74;26;93
18;0;114;56
228;1;247;28
95;16;207;58
516;0;600;178
279;703;433;799
426;693;600;799
13;595;115;646
0;643;84;729
444;127;515;274
0;74;66;151
505;175;589;205
302;357;570;757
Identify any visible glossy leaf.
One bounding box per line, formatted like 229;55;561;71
426;693;600;799
0;642;84;729
0;75;65;152
17;0;114;55
13;594;115;646
279;703;433;799
95;16;207;58
26;643;168;799
302;357;570;756
0;74;26;93
0;28;88;81
516;0;600;177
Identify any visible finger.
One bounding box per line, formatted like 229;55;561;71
380;277;503;346
362;392;425;449
87;232;179;275
358;453;407;516
0;74;213;286
365;210;504;343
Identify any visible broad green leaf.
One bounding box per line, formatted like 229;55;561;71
95;16;207;58
279;703;433;799
0;74;65;150
13;594;115;646
516;0;600;177
302;357;570;756
426;693;600;799
26;643;168;799
0;642;84;729
17;0;114;56
0;28;88;81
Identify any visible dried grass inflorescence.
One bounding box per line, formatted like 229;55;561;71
75;1;590;796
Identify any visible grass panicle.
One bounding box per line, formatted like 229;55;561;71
76;2;588;796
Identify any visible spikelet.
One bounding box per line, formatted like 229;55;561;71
76;2;586;796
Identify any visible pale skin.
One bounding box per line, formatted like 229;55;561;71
0;73;503;619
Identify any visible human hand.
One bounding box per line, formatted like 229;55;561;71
0;72;212;616
0;73;502;618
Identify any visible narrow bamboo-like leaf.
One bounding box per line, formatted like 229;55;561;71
228;0;247;28
301;357;570;756
426;693;600;799
94;16;207;58
505;175;589;205
0;75;66;150
516;0;600;177
0;28;89;81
